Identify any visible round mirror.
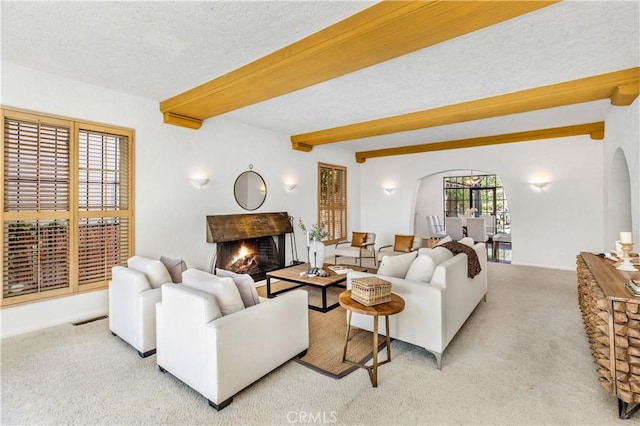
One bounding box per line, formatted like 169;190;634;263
234;170;266;211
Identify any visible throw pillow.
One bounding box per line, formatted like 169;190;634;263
405;255;436;283
351;232;367;247
458;237;475;247
393;235;414;253
405;248;453;283
127;256;172;289
160;255;188;283
215;268;260;307
377;250;418;278
428;247;455;265
181;269;244;315
436;235;452;246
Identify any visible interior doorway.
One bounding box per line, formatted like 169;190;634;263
414;171;511;263
443;174;510;234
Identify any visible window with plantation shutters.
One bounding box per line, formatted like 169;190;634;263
1;108;134;307
77;128;131;286
318;163;347;245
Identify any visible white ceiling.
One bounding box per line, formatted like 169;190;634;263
2;1;639;153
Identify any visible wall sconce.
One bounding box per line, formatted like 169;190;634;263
190;177;209;188
530;182;549;191
284;183;297;192
383;187;396;196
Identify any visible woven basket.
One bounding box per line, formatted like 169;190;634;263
351;277;392;306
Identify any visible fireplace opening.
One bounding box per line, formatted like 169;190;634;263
207;212;293;281
216;236;284;281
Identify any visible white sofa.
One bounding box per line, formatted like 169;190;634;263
156;272;309;410
108;256;174;357
346;242;488;369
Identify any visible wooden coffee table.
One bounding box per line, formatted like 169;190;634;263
339;290;405;387
266;263;368;312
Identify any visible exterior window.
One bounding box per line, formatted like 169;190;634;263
1;108;134;306
443;174;510;233
318;163;347;244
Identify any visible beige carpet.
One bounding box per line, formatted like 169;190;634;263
258;280;385;378
0;262;631;425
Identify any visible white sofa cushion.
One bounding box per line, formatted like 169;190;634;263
127;256;172;289
216;268;260;307
436;235;452;245
377;251;417;278
182;269;245;315
405;247;454;283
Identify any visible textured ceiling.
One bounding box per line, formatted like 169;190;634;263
2;1;639;153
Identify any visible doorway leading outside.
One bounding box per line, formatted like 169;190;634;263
443;174;511;263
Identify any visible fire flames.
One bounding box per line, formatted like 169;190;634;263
226;243;259;275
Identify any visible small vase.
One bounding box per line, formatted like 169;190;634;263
309;240;325;269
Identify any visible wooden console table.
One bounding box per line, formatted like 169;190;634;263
577;252;640;419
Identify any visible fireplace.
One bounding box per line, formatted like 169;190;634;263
206;212;293;281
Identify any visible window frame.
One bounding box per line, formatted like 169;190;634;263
442;174;510;233
317;162;347;245
1;107;135;307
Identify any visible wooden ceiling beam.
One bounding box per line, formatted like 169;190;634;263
160;0;558;128
355;122;605;163
292;67;639;149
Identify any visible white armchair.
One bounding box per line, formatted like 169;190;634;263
156;279;309;410
335;231;377;266
108;256;173;357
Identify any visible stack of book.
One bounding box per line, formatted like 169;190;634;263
328;265;353;275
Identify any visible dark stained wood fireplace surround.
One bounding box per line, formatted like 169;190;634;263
206;212;293;281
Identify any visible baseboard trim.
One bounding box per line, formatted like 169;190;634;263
510;261;575;271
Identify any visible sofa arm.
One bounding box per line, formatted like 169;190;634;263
202;289;309;404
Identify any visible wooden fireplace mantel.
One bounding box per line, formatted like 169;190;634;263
206;212;293;243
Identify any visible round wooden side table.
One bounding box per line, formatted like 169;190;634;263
338;290;405;387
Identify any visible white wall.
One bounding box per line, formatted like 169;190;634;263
359;134;607;270
603;98;640;249
0;62;361;337
1;60;637;336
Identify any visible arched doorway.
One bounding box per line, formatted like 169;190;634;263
414;170;511;262
608;148;632;248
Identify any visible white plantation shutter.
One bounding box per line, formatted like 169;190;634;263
1;109;134;306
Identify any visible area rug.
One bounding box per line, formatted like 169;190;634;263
257;282;386;378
